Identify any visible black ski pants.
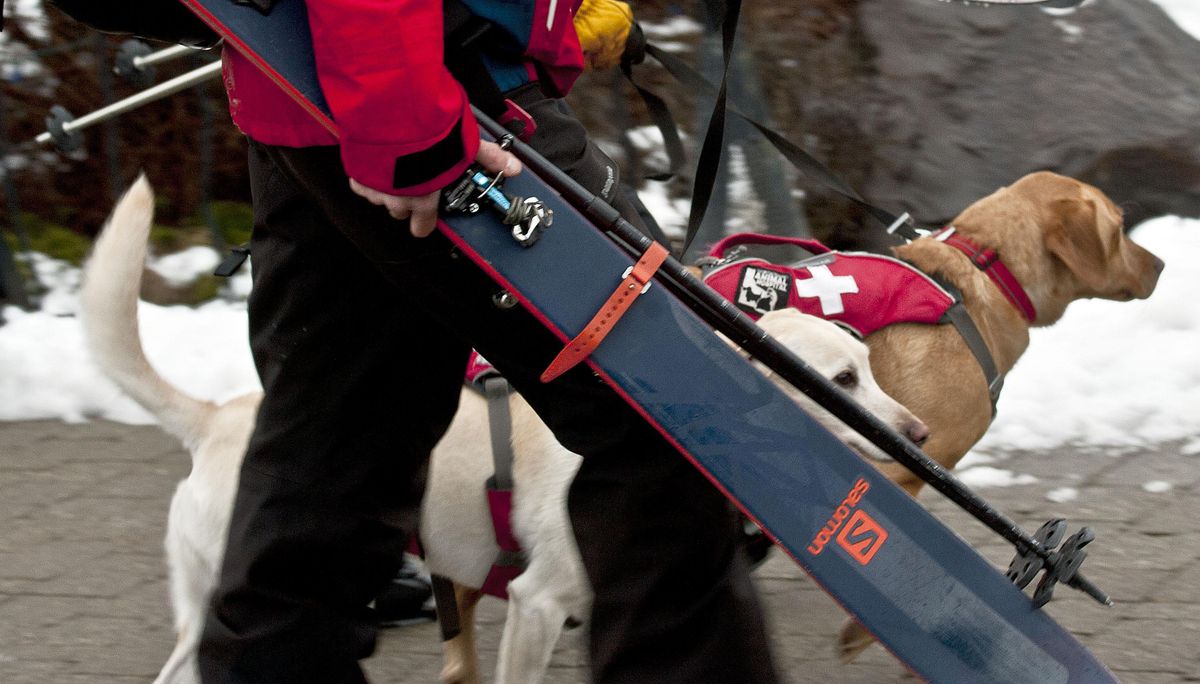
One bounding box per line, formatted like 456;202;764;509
197;90;778;684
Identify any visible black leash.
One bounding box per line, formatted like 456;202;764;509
682;0;742;255
618;60;686;181
625;39;920;249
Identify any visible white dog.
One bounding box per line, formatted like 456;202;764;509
81;178;927;684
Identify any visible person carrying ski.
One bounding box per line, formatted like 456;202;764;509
196;1;780;682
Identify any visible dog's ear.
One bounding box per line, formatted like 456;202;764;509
1044;197;1113;292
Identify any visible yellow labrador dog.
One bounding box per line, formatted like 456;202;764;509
838;171;1164;661
82;177;926;684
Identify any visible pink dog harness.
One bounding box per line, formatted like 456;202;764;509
464;351;526;600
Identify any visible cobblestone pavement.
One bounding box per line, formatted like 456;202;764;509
1;419;1197;683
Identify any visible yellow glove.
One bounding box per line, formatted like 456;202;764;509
573;0;634;71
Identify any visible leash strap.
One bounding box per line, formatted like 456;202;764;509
935;227;1037;322
681;0;742;255
619;61;687;180
644;42;910;249
541;242;670;382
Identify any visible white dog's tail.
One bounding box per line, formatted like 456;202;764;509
81;175;216;448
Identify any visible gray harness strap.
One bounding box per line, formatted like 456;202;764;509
483;376;515;490
943;301;1004;414
909;267;1003;415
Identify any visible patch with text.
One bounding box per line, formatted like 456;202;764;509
736;265;792;316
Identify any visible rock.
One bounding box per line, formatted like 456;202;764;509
792;0;1200;248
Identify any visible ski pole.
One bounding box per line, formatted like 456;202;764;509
122;43;197;72
35;60;221;149
470;106;1112;607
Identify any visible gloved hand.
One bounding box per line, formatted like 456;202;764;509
573;0;635;71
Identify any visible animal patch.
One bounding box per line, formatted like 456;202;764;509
736;265;794;315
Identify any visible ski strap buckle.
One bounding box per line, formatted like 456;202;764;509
442;136;553;248
540;242;670;383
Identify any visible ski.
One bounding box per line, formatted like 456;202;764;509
177;1;1116;680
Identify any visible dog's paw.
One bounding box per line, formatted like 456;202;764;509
836;616;876;663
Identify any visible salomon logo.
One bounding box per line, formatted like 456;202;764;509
836;509;888;565
807;478;886;566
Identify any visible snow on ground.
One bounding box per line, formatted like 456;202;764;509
1151;0;1200;40
1046;487;1080;504
0;249;256;425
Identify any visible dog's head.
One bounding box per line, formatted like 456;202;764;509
739;309;928;462
953;171;1165;325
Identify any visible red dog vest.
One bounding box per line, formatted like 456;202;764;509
703;234;956;337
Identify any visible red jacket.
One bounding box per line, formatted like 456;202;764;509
222;0;584;196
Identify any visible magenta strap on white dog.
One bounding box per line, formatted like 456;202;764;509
480;375;527;599
934;227;1037;323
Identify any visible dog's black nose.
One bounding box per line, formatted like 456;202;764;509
1153;255;1165;275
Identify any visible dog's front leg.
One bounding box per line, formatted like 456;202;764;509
494;568;576;684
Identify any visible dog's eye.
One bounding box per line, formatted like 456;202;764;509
834;370;857;388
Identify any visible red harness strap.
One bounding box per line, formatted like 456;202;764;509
541;242;670;382
480;486;524;599
934;227;1037;323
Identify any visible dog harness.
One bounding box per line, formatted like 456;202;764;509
462;351;528;600
931;226;1037;322
419;350;526;646
701;233;1006;409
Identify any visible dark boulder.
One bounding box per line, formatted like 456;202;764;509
790;0;1200;248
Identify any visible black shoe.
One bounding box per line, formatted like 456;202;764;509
373;561;436;627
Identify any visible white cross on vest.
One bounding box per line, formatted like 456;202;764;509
795;265;859;316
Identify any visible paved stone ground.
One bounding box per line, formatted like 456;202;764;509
1;419;1198;683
